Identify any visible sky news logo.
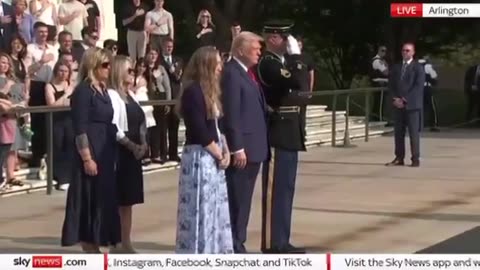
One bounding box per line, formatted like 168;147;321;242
13;256;62;268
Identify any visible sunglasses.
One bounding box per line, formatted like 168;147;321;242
128;68;135;74
100;62;110;69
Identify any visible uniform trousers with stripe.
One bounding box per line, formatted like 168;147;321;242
423;86;438;127
261;147;298;251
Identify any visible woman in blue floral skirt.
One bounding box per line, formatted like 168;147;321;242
175;46;233;254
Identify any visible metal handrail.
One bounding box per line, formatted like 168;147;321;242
11;100;178;114
299;87;387;146
6;87;386;195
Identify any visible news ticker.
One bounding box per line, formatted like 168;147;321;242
4;254;480;270
391;3;480;18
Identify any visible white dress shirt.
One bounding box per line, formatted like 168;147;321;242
25;42;59;82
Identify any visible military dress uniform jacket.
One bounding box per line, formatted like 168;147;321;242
256;51;310;152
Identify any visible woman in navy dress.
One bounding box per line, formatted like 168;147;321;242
108;55;147;253
61;48;121;253
175;46;233;254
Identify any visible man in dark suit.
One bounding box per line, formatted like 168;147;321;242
386;42;425;167
464;64;480;123
159;37;182;161
71;27;98;64
0;1;16;50
221;31;268;253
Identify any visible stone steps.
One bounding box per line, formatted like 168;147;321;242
1;105;392;196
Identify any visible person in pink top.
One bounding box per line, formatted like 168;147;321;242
0;93;15;190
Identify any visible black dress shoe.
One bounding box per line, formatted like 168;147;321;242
282;244;306;254
262;245;306;254
169;156;181;162
261;247;282;254
410;160;420;167
385;159;404;166
152;158;165;165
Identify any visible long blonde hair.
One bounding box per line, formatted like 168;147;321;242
108;55;132;102
0;53;17;82
77;47;112;86
177;46;222;120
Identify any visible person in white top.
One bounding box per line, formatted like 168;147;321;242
131;59;155;165
58;0;88;41
24;21;59;167
144;0;174;51
29;0;57;43
107;55;147;253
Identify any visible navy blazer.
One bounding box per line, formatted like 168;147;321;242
0;2;16;50
181;82;220;147
388;60;425;110
221;59;268;163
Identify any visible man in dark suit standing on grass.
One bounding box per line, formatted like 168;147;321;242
221;31;268;254
386;42;425;167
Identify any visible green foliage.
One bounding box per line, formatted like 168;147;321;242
166;0;480;89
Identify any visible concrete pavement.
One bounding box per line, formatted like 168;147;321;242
1;129;480;253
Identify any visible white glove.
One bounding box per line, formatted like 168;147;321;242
286;35;301;55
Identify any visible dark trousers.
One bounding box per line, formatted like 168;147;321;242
52;115;74;185
371;81;388;121
465;90;480;122
0;144;12;182
150;107;167;159
261;148;298;251
394;109;421;161
167;106;180;158
226;162;260;253
423;87;438;127
29;81;47;166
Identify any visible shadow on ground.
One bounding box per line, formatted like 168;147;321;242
0;236;175;253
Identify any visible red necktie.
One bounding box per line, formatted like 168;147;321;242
247;68;258;85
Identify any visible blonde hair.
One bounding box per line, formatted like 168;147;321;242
77;47;112;85
0;53;17;82
196;9;214;26
231;31;263;57
177;46;222;120
108;55;132;102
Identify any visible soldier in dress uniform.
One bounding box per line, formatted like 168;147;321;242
418;56;439;131
255;20;310;254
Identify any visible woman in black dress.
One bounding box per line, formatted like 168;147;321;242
44;61;74;191
61;48;121;253
107;55;147;253
194;9;216;49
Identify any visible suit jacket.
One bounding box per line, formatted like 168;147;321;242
464;64;478;93
159;55;182;99
0;3;16;50
221;59;268;163
71;41;87;64
388;60;425;110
